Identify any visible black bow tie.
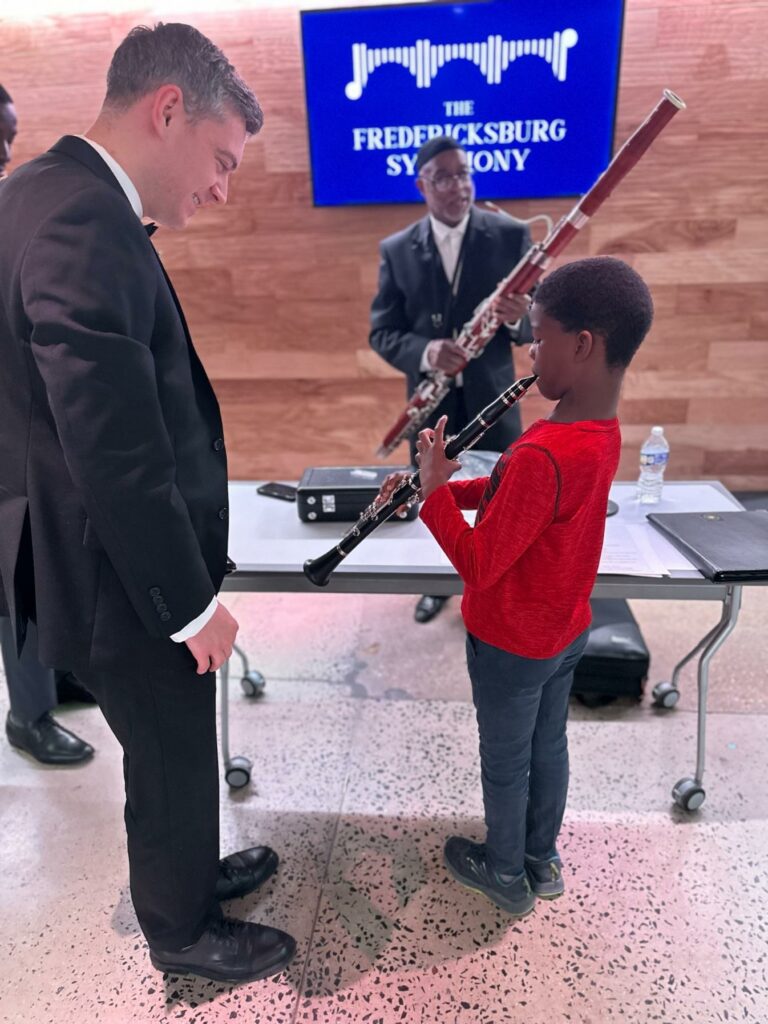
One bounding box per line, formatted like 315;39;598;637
144;223;158;237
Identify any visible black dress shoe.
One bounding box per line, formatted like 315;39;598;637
414;594;449;623
150;916;296;983
215;846;279;901
5;711;94;765
56;671;97;706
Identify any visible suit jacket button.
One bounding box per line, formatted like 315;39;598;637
156;603;167;613
218;507;228;520
212;438;225;452
159;611;171;622
149;586;161;597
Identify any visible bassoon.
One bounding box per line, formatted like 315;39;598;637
376;89;686;458
304;374;538;587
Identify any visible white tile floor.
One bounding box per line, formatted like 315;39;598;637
2;587;767;1023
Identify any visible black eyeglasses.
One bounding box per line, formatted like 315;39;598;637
421;170;473;193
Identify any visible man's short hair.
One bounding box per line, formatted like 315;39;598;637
104;23;263;136
415;135;462;173
534;256;654;369
0;85;13;105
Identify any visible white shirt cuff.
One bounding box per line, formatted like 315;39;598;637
170;597;218;642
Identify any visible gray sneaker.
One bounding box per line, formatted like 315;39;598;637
524;855;564;899
444;836;535;917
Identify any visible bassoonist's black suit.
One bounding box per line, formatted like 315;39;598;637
370;205;532;454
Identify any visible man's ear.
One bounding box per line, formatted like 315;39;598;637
150;85;184;134
415;176;426;202
574;329;596;362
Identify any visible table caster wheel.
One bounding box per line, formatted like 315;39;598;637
225;755;252;789
672;777;705;811
652;681;680;709
240;670;266;698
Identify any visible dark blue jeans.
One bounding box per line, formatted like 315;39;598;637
466;628;589;877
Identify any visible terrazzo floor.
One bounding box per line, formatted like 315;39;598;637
2;585;767;1024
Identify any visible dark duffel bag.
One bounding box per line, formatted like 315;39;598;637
571;599;650;706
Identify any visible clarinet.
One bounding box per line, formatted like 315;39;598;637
303;374;538;587
377;89;686;458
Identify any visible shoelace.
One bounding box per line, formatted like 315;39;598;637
208;917;246;950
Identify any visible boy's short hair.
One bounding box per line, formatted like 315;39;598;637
535;256;654;368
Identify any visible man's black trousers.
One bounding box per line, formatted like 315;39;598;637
78;661;220;951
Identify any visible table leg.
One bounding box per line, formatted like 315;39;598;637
232;642;267;699
671;618;729;690
218;654;252;789
672;584;742;811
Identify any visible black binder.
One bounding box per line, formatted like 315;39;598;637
646;510;768;582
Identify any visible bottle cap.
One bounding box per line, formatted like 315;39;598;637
651;426;664;435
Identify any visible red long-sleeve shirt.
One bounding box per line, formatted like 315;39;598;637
420;418;621;658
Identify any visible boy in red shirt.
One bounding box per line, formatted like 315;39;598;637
415;256;654;916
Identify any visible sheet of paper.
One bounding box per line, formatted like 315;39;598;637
611;482;741;572
598;521;670;577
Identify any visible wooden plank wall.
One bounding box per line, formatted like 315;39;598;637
3;0;767;488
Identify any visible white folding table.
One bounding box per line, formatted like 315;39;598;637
221;480;755;810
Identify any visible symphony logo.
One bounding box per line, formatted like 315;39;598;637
345;28;578;100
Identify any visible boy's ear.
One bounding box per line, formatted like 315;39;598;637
573;329;596;362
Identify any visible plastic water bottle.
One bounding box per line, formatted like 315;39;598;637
637;426;670;504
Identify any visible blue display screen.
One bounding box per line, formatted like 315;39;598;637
300;0;625;206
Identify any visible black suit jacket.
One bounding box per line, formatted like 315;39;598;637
369;206;532;450
0;136;229;674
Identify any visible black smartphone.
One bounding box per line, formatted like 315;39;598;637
257;481;297;502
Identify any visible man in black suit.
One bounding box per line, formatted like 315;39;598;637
0;83;96;765
370;136;532;623
0;25;295;983
0;84;17;177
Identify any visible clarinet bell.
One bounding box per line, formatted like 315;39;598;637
303;551;339;588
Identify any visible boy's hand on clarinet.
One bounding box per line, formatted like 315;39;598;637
416;416;461;500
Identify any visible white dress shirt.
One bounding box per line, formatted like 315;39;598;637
429;211;470;285
78;136;143;218
419;213;471;381
78;136;217;643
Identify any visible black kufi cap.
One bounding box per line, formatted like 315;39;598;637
415;135;462;173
